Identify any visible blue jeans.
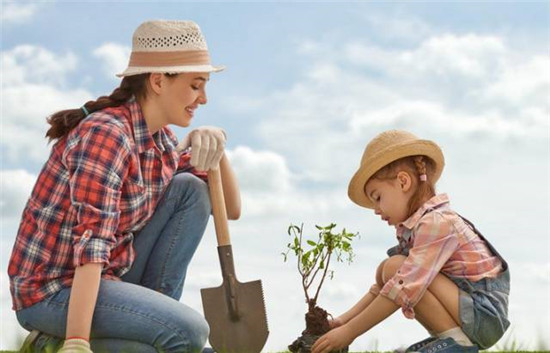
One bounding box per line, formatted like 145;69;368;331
16;173;212;353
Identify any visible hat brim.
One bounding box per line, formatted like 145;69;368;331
348;139;444;209
116;64;225;77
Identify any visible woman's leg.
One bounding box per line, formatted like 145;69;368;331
121;172;211;300
17;279;209;353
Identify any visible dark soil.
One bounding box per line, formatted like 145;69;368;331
288;300;349;353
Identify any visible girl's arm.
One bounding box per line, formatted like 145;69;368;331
312;295;399;353
346;295;399;337
335;290;378;325
219;153;241;220
335;259;386;326
65;263;103;340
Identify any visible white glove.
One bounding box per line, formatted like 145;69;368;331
57;338;93;353
176;126;226;171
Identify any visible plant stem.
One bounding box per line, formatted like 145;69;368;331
313;251;332;304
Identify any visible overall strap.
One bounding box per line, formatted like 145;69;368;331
458;214;508;271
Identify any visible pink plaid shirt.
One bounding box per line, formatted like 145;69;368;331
375;194;503;319
8;98;206;310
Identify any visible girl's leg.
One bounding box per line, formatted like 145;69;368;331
17;279;209;353
381;255;459;332
381;256;473;346
413;275;461;332
121;172;211;300
376;258;388;288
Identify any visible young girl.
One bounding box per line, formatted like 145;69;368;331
312;130;510;353
9;20;240;353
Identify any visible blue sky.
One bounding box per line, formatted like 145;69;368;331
2;1;549;351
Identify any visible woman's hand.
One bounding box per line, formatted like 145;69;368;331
58;338;93;353
311;325;356;353
176;126;226;171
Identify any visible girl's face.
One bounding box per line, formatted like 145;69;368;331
364;172;414;226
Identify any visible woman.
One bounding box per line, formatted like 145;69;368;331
9;20;240;353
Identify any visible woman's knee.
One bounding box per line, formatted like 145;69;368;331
382;255;407;283
174;311;209;352
171;173;211;213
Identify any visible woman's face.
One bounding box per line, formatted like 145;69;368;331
153;72;210;130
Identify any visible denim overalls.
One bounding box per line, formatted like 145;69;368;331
449;216;510;349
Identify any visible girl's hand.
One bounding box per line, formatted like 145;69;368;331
311;325;355;353
58;338;93;353
328;316;344;329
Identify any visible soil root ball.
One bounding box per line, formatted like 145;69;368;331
288;333;348;353
288;301;348;353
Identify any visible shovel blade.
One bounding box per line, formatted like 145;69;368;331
201;279;269;353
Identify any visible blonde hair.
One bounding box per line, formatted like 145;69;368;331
371;155;436;218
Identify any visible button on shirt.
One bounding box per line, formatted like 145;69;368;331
377;194;503;319
8;98;206;310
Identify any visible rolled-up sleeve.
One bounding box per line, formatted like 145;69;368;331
63;123;131;267
379;211;459;319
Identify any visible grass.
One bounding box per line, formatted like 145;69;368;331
4;350;550;353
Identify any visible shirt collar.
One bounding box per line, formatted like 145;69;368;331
399;193;450;230
127;97;174;154
156;127;177;153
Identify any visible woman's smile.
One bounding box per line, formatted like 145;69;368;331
185;105;197;118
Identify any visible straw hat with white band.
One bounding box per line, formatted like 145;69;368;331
117;20;224;77
348;130;445;209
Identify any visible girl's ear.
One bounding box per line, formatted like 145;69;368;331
397;171;413;193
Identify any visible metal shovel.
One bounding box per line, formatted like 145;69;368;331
201;168;269;353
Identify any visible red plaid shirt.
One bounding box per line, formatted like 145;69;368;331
8;98;206;310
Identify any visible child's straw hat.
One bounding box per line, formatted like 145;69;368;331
117;20;224;77
348;130;445;208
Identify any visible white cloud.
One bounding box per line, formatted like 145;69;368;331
0;170;40;349
226;146;356;219
227;145;292;193
350;99;549;140
93;43;131;79
514;262;550;283
0;273;28;350
1;45;93;163
243;33;550;185
0;2;40;24
2;45;78;86
359;11;433;42
399;34;506;78
3;84;92;129
344;34;507;80
481;55;550;107
0;169;36;221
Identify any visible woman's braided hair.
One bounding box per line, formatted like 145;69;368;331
45;74;152;142
372;155;436;218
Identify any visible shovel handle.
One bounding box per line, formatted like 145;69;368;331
208;168;231;246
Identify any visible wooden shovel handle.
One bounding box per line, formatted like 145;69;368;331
207;168;231;246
